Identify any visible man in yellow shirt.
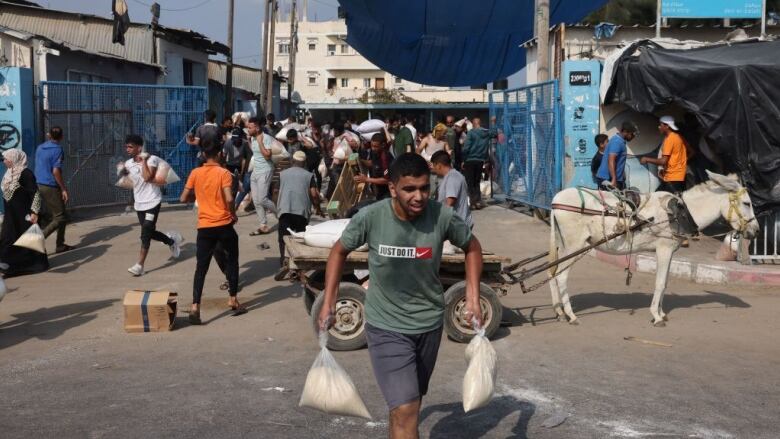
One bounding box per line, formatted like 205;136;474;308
641;116;688;194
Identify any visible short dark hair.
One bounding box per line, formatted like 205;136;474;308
594;134;608;146
333;123;345;136
370;133;385;144
204;109;216;122
125;134;144;146
621;121;638;133
248;116;264;126
201;138;221;159
430;150;451;166
49;126;63;141
286;128;298;139
388;153;429;183
266;113;276;122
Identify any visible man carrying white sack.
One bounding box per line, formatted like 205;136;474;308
122;134;182;276
318;153;484;439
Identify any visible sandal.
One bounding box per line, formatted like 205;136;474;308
249;226;270;236
188;310;202;325
230;304;248;316
219;280;229;290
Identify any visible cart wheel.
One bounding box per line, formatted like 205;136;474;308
310;282;367;351
444;281;502;343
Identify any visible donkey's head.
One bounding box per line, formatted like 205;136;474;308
705;171;759;239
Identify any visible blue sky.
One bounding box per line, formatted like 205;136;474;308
44;0;338;67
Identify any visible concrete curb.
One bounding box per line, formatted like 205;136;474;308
592;250;780;286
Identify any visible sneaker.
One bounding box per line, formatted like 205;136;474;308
128;263;144;276
166;232;183;259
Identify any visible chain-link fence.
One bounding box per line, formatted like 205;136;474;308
39;82;208;208
489;81;562;209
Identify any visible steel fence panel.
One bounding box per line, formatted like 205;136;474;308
39;82;207;208
751;209;780;263
490;81;562;209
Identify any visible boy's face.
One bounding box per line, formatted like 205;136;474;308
125;143;142;157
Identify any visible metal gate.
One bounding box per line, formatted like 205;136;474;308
39;82;208;208
489;81;562;209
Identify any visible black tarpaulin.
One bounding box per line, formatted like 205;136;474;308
604;39;780;210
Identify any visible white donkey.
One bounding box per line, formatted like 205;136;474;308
548;171;759;326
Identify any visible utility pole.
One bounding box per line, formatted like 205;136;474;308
260;0;270;111
288;0;298;104
656;0;662;38
265;0;278;116
225;0;235;117
535;0;550;82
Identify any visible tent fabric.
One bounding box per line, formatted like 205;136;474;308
339;0;608;87
604;40;780;210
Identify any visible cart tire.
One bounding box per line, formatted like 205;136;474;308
303;288;316;315
310;282;367;351
444;281;502;343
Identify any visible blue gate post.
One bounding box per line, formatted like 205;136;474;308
553;80;563;196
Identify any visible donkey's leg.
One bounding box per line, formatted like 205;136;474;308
549;277;565;321
651;244;674;327
557;235;589;325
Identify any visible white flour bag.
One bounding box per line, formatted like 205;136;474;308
462;321;497;412
14;223;46;254
299;332;372;419
154;160;181;185
289;220;367;251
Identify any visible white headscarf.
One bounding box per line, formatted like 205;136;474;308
2;149;28;201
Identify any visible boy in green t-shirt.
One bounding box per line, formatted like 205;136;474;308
318;153;484;439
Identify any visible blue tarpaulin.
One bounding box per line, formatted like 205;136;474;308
339;0;608;87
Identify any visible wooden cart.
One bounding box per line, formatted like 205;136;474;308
284;236;511;351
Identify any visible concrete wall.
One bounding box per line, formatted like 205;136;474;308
0;31;33;69
44;49;158;84
157;38;208;87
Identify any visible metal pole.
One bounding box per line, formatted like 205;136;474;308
288;0;297;105
260;0;271;111
656;0;662;38
761;0;767;38
266;0;277;116
225;0;235;117
536;0;550;82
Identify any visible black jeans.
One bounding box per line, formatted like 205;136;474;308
278;213;308;266
657;181;686;194
193;224;239;304
136;204;173;250
463;160;484;205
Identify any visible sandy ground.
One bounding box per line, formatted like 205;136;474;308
0;204;778;438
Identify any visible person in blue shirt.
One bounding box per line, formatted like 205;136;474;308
596;121;638;191
34;126;74;253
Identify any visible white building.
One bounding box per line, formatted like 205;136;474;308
272;18;493;105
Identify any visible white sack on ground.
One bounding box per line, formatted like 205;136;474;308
356;119;385;134
13;223;46;254
462;324;497;413
299;332;372;419
289;219;367;251
480;181;499;198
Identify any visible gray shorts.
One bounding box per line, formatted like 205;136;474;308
365;323;443;410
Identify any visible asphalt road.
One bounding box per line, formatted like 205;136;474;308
0;204;777;438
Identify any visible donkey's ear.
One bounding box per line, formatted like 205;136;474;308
706;170;741;191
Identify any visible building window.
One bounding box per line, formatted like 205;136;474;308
183;59;194;86
492;78;508;90
394;76;402;85
363;78;371;88
278;43;290;54
341;78;348;87
309;76;317;85
327;44;336;55
308;43;316;50
340;44;349;54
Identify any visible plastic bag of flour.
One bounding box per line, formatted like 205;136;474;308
356;119;386;134
154;160;181;185
14;223;46;254
270;138;290;163
289;219;367;251
318;159;328;179
299;332;372;419
462;321;497;413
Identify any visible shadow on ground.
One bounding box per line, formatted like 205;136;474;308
48;244;111;273
76;224;134;247
420;395;536;439
0;299;117;350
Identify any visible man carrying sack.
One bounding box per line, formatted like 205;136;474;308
318;153;485;439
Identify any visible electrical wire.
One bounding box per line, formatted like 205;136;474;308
130;0;216;12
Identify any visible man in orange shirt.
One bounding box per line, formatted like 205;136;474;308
641;115;688;194
180;139;245;324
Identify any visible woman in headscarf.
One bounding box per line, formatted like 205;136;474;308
0;149;49;276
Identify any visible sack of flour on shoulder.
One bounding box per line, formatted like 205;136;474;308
299;332;372;419
115;161;134;190
462;320;497;413
154;159;181;185
13;222;46;254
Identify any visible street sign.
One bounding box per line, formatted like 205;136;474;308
661;0;763;19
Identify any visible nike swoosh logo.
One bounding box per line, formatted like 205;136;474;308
416;249;431;258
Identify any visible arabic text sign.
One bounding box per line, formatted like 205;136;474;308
662;0;763;18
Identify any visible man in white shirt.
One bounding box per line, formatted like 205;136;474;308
246;117;278;235
122;134;182;276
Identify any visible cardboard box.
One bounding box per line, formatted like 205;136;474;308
123;290;177;333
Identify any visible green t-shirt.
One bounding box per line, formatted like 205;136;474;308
339;198;473;334
393;126;414;158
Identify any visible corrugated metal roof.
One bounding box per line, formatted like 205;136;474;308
0;1;228;66
208;61;286;95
